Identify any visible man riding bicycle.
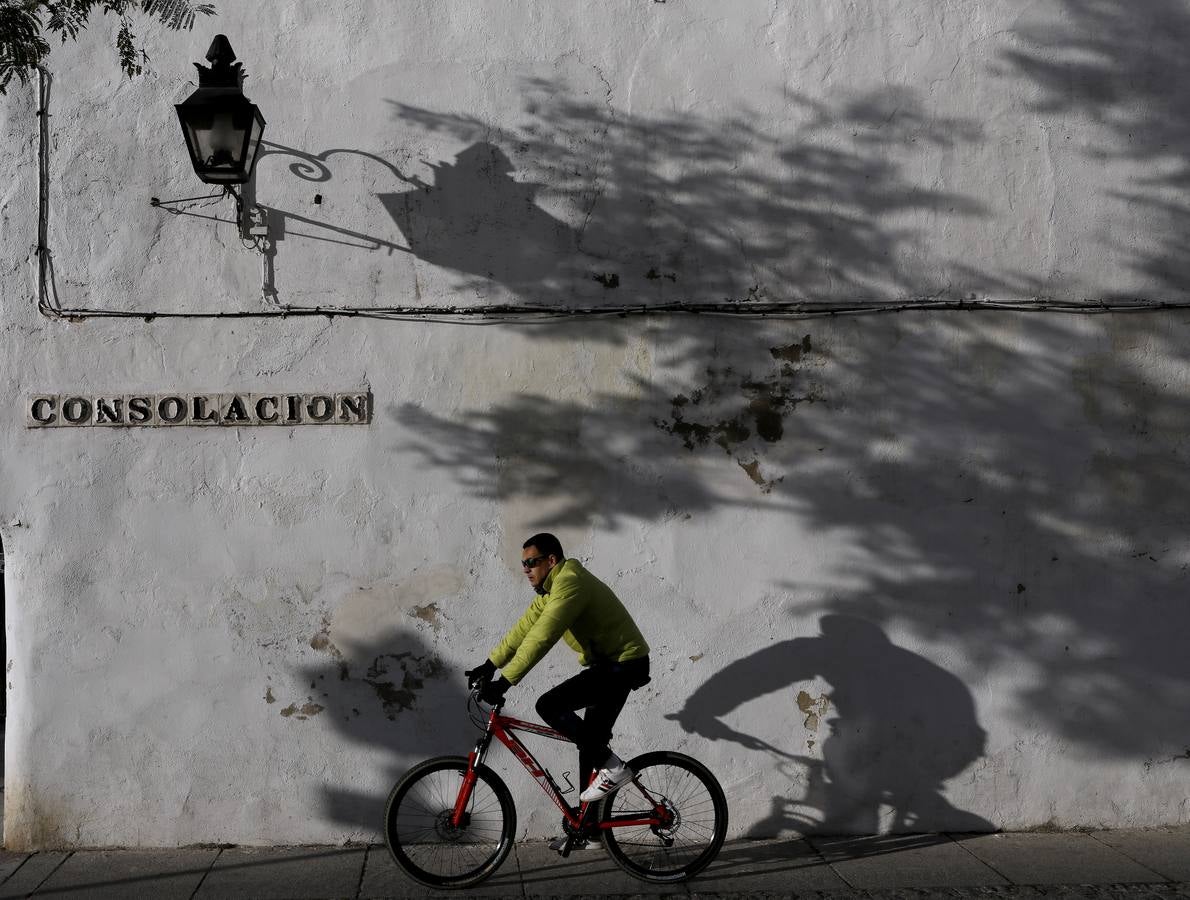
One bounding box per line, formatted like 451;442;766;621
466;533;651;834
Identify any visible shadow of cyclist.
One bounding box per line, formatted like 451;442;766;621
668;614;992;835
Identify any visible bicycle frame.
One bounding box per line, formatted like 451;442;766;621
450;700;673;834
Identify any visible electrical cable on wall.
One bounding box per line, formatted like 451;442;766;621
31;73;1190;325
35;66;54;319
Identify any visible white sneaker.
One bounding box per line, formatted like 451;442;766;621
579;757;633;802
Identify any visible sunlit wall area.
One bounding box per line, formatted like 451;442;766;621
0;0;1187;847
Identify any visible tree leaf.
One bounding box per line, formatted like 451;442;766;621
0;0;216;92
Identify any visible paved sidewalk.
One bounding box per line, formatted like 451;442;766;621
0;829;1187;899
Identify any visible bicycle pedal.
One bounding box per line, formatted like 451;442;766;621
550;833;593;857
550;834;576;857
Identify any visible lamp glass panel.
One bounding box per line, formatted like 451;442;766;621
177;93;264;183
242;111;265;174
191;108;250;174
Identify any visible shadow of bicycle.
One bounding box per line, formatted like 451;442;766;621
669;614;994;837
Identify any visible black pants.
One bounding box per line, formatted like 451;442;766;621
535;656;651;789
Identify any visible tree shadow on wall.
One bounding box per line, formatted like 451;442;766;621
668;614;993;836
391;363;813;530
279;625;468;834
385;80;992;532
999;0;1190;295
398;301;1190;777
762;311;1190;767
382;58;1190;807
384;82;987;329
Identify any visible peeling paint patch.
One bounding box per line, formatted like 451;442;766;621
689;653;704;662
738;459;784;494
654;346;822;491
770;334;813;363
592;272;620;289
290;580;460;725
330;573;464;653
309;617;350;680
410;602;443;631
742;382;788;442
280;699;325;720
310;617;341;658
363;651;445;720
654;356;819;455
796;690;830;734
659;408;749;453
264;687;275;704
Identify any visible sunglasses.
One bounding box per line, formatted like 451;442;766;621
521;555;550;569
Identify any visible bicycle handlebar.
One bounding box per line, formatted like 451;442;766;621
467;680;506;709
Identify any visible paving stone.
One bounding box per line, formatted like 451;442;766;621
360;843;523;898
0;853;70;899
857;887;1190;900
0;834;1185;899
193;846;365;900
960;833;1167;886
514;839;692;896
688;886;1190;899
686;838;847;893
0;853;33;885
805;833;1008;889
1091;828;1190;882
29;849;217;900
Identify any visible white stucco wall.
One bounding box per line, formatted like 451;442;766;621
1;0;1188;848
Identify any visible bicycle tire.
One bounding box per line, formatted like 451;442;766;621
599;750;728;883
383;755;516;888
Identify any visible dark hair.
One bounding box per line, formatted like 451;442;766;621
523;532;564;560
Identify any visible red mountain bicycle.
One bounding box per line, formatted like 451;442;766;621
383;686;728;888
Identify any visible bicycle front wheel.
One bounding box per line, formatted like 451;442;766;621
383;755;516;888
600;750;728;883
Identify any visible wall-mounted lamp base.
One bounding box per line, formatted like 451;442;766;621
149;188;268;244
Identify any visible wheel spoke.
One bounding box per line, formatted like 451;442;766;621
384;758;515;887
602;752;726;883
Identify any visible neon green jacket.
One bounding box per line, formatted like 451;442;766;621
489;558;649;685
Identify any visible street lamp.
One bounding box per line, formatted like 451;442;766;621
175;35;265;185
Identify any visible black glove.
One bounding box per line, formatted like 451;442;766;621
479;675;511;705
465;658;497;688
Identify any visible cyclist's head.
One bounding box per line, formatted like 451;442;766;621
521;533;564;592
819;614;888;648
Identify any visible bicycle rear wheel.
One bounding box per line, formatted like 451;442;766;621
383;755;516;888
600;750;728;882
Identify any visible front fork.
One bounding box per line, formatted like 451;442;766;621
450;731;494;829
